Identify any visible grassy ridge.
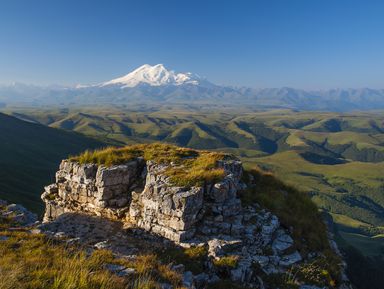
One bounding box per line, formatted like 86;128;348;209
2;107;384;256
71;143;233;187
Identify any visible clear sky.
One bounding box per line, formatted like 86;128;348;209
0;0;384;89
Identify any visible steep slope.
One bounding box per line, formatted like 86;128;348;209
0;113;103;213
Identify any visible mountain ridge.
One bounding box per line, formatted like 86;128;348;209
1;64;384;111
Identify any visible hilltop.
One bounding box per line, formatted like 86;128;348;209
36;144;348;288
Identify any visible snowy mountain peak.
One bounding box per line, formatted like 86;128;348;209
101;64;201;88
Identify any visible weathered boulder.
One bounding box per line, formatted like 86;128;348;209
272;229;294;253
0;201;38;226
42;158;145;222
42;157;243;243
128;160;243;242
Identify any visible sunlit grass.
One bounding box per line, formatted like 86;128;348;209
213;255;239;268
0;227;185;289
0;230;125;289
70;143;234;187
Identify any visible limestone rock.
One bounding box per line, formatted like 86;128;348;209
272;229;294;253
4;203;38;226
279;251;302;267
208;238;242;259
38;155;349;289
42;158;145;222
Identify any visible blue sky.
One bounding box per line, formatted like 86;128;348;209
0;0;384;88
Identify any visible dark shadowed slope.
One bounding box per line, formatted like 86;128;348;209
0;113;103;213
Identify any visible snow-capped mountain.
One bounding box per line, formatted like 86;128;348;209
101;64;202;88
1;64;384;111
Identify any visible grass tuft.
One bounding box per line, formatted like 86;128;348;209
213;255;239;268
157;245;208;274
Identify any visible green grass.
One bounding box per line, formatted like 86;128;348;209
241;168;330;254
2;107;384;256
71;143;234;187
240;168;342;285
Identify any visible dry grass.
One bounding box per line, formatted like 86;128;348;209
295;258;337;287
213;255;239;268
0;230;125;289
70;143;234;187
184;246;207;259
0;227;185;289
165;152;227;187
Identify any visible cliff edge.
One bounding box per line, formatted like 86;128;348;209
41;143;351;289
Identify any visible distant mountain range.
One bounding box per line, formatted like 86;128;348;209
1;64;384;111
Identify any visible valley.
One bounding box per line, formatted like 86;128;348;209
0;113;103;213
2;106;383;257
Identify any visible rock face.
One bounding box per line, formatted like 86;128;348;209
42;158;243;243
128;160;243;242
0;200;38;226
42;158;145;222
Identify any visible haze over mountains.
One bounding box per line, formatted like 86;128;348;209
1;64;384;111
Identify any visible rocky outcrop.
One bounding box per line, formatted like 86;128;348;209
42;158;145;222
41;156;351;288
128;160;243;242
42;158;243;243
0;200;38;227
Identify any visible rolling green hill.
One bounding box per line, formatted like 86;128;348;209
3;107;384;256
0;113;103;213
